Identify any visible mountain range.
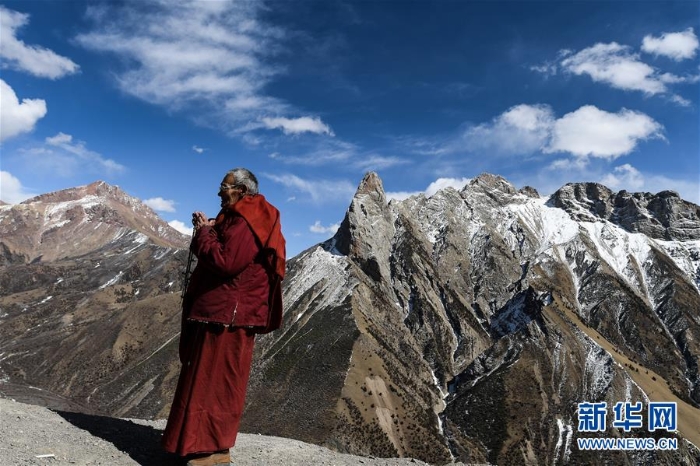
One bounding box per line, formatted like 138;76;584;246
1;175;699;465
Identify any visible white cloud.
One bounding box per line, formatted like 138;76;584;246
668;94;692;107
144;197;177;213
546;106;664;159
0;79;47;142
598;164;700;204
0;171;36;204
599;164;645;191
460;104;663;162
642;28;699;61
75;1;294;133
309;220;340;235
464;104;555;155
192;145;205;154
264;173;355;203
560;42;666;95
0;6;79;79
21;132;127;177
386;177;471;201
546;158;589;171
425;177;471;196
168;220;192;236
261;116;334;136
553;40;698;105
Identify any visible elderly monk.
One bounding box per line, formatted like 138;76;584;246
162;167;285;466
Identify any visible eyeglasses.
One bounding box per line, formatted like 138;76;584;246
219;183;240;192
219;183;245;192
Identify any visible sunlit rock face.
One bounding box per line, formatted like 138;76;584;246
244;172;700;465
1;176;699;465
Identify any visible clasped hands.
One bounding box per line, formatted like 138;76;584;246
192;211;214;230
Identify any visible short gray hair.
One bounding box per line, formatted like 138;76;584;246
227;167;259;195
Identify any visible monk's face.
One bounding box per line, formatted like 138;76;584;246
218;174;246;208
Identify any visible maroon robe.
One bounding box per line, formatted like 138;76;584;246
162;195;285;456
161;323;255;455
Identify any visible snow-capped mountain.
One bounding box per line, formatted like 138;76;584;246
1;175;699;465
243;172;700;465
0;181;188;264
0;181;189;418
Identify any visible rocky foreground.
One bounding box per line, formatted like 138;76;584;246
0;398;467;466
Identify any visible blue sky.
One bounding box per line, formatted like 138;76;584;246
1;0;698;257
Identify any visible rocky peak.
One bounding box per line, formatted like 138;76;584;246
354;171;386;201
0;181;188;263
548;182;615;221
468;173;517;194
462;173;521;207
518;186;540;198
550;182;700;240
331;172;395;282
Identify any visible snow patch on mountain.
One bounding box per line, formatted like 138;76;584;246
285;246;352;322
554;418;573;465
580;222;652;288
583;340;614;400
509;198;580;253
99;271;124;289
656;239;700;290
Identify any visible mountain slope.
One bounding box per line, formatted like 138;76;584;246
2;176;699;465
243;172;700;465
0;180;187;264
0;182;189;418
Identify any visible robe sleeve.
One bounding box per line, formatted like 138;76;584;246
190;216;258;278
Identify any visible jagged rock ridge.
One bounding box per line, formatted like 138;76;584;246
1;176;699;465
243;172;700;465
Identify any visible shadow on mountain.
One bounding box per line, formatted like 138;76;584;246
54;410;180;465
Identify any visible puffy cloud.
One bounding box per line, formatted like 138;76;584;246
560;43;666;95
599;164;645;191
464;104;555;155
0;6;79;79
192;145;205;154
642;28;699;61
546;106;665;159
598;164;700;204
144;197;177;213
168;220;192;236
0;79;47;142
465;104;663;160
261;116;334;136
533;38;698;104
0;171;36;204
309;220;340;235
386;177;471;201
425;177;471;196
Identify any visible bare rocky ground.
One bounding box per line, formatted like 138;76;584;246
0;398;472;466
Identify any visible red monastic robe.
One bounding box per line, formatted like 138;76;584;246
162;195;285;456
